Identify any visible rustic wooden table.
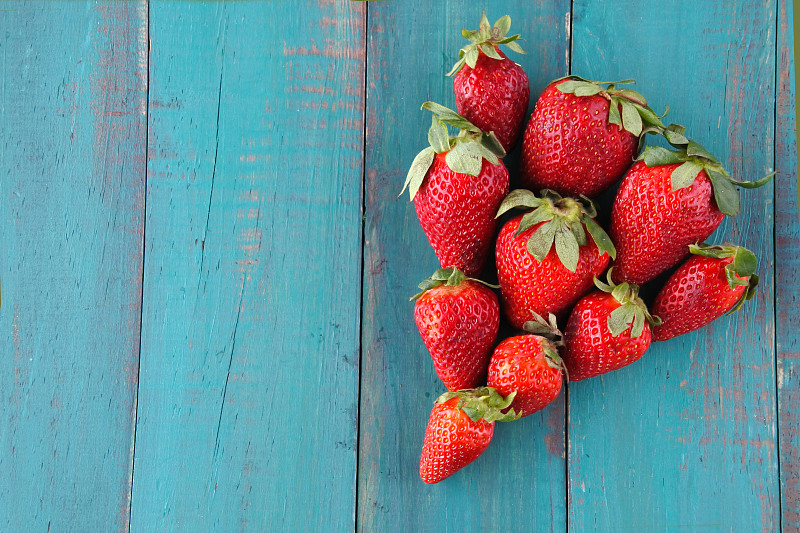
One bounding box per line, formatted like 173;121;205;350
1;1;797;531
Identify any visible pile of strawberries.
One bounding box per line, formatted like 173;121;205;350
404;14;773;484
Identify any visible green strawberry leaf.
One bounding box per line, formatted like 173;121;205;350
479;131;507;159
555;79;586;94
670;160;703;190
480;43;502;60
421;101;479;132
504;40;525;54
608;100;623;129
496;188;542;217
401;146;435;200
706;168;740;216
554;224;580;272
516;206;553;235
614;88;648;107
583;216;617;260
574;84;604;97
631;309;646;338
620;99;643;136
685;139;718;162
610;281;631;304
568;218;588;246
427;115;450;154
730;246;758;279
729;170;776;189
726;274;760;315
640;146;686;167
445;141;483;176
632;102;665;129
527;220;558;262
471;140;500;166
492;14;511;39
663;127;690;147
608;304;636;337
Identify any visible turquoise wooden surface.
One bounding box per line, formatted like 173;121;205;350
0;2;146;530
0;1;796;532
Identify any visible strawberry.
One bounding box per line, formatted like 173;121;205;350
419;387;518;484
651;243;759;342
487;313;565;417
562;272;659;381
519;76;664;197
447;13;529;152
402;102;509;276
610;128;774;285
495;189;615;329
412;267;500;391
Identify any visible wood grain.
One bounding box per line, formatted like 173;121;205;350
358;2;570;531
777;0;799;530
130;2;365;531
568;1;778;531
0;2;147;531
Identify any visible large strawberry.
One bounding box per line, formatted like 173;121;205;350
520;76;664;197
419;387;518;484
487;313;565;417
412;267;500;391
495;189;615;329
610;128;774;285
651;243;759;342
402;102;508;276
447;13;529;152
562;271;659;381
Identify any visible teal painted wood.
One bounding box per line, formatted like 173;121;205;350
130;2;365;531
568;1;779;531
777;0;800;529
358;3;570;531
0;2;147;531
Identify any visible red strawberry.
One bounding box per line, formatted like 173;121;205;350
495;189;615;329
610;131;774;285
520;76;664;197
651;243;759;341
487;314;565;417
447;13;530;152
562;272;658;381
419;387;517;484
402;102;509;276
412;268;500;391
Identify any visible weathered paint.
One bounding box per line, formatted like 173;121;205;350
130;2;365;531
0;2;147;531
777;0;799;529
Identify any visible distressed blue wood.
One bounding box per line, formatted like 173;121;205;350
130;2;365;531
358;3;570;531
0;2;147;531
777;0;799;529
568;1;778;531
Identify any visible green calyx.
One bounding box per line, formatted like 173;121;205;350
496;189;616;273
688;243;759;313
637;124;776;217
446;12;526;77
595;269;660;338
523;312;569;381
554;75;667;139
400;101;506;201
410;267;499;301
436;386;521;423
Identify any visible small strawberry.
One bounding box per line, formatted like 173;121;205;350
402;102;509;276
610;127;774;285
651;243;759;342
487;313;566;417
520;76;665;197
562;271;659;381
412;267;500;391
447;13;530;152
495;189;615;329
419;387;518;484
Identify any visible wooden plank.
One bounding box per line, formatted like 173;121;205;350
568;1;778;531
130;2;365;531
358;3;570;531
0;2;147;531
777;0;799;529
